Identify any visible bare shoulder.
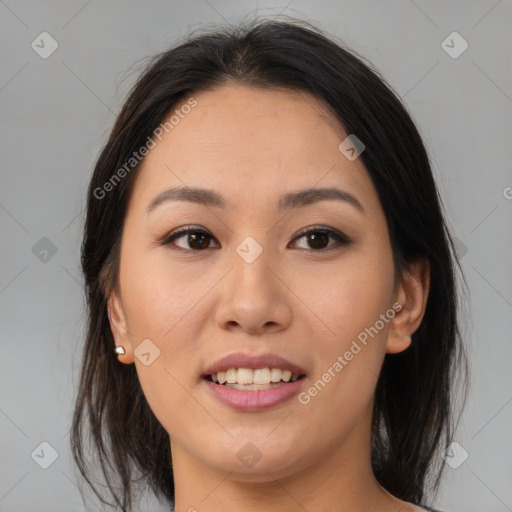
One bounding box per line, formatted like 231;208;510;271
415;506;447;512
381;488;445;512
408;504;430;511
397;502;442;512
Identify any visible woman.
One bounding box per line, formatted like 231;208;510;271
71;18;468;512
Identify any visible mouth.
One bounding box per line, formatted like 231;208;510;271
203;367;306;390
201;352;308;411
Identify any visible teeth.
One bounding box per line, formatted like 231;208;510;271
281;370;292;382
253;368;271;384
209;367;301;386
270;368;282;382
237;368;253;385
225;368;237;384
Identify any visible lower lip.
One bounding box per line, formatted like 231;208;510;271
202;377;306;412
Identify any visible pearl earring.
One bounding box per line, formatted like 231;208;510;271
114;346;126;355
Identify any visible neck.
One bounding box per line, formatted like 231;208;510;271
169;410;408;512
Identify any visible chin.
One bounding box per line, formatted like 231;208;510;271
213;460;304;483
203;441;308;482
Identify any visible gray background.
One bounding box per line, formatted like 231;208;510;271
1;1;511;511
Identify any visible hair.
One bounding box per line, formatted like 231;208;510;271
71;17;469;511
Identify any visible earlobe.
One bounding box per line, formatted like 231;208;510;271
386;333;412;354
386;259;430;354
107;292;134;364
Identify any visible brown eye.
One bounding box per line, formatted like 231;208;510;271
290;227;351;251
161;226;219;251
183;232;212;250
161;225;350;253
305;231;330;250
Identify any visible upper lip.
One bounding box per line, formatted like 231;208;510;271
203;352;307;377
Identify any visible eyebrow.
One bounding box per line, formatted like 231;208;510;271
145;185;365;215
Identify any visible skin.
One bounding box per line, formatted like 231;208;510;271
108;83;430;512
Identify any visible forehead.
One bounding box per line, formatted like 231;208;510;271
130;83;378;215
161;84;345;166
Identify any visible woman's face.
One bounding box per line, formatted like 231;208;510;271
109;83;420;483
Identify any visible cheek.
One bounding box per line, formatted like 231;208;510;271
120;247;208;340
121;262;207;433
299;248;394;411
118;248;213;417
307;248;395;349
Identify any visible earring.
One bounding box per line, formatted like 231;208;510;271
114;346;126;355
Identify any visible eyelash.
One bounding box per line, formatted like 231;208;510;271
159;225;351;252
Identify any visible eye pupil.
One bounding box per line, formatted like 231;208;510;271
189;233;210;250
308;231;329;249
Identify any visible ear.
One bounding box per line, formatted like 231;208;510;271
386;258;430;354
107;291;134;364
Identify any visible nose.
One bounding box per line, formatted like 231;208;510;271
214;241;293;336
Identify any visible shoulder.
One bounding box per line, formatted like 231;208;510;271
409;505;447;512
394;498;448;512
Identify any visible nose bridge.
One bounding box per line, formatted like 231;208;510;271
226;202;291;289
231;232;276;298
214;230;292;333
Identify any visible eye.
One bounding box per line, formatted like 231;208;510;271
159;225;219;251
289;226;351;251
159;225;351;252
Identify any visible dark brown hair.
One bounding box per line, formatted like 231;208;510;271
71;18;469;511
